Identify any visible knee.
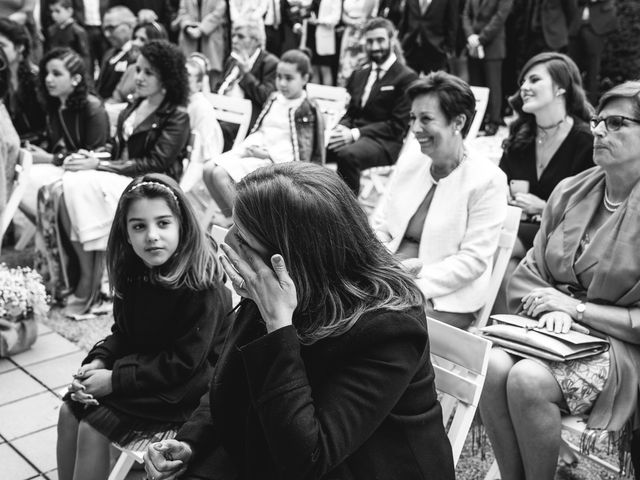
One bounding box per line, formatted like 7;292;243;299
58;402;78;431
506;360;557;405
484;348;516;391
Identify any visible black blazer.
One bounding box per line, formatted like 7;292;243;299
339;60;418;162
570;0;617;35
98;98;190;180
399;0;459;56
217;49;279;127
177;302;455;480
462;0;514;60
96;47;133;100
539;0;580;50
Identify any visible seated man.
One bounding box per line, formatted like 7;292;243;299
326;17;417;194
215;17;278;150
95;6;136;100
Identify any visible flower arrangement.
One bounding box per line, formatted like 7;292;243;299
0;264;49;322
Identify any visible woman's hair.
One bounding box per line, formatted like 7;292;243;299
133;21;168;42
0;48;8;99
280;49;312;77
0;18;36;99
597;80;640;117
503;52;593;154
139;40;189;106
38;48;88;111
107;173;223;296
234;162;425;344
406;72;476;137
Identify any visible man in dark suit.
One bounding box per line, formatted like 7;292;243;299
326;17;417;194
462;0;514;135
398;0;459;75
521;0;579;60
95;6;136;100
216;17;279;150
569;0;617;104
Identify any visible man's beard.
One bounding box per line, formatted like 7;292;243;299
369;47;391;64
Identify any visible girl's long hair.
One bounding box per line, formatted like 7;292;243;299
38;48;88;112
503;52;593;155
234;163;426;344
107;173;223;296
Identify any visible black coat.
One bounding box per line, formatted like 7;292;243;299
84;268;232;422
98;98;190;180
339;60;417;163
177;302;455;480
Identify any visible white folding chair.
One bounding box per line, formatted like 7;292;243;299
428;316;492;465
467;86;490;142
1;149;33;251
306;83;349;132
474;205;522;329
204;93;252;150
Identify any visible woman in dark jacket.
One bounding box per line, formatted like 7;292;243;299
145;162;455;480
0;17;47;143
40;40;190;316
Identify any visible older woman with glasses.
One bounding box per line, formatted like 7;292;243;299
480;80;640;479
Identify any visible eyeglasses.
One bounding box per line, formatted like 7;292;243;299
590;115;640;132
102;23;124;33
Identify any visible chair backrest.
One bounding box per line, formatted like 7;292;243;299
427;316;492;465
306;83;349;133
467;86;490;142
1;148;33;244
475;205;522;328
204;93;252;149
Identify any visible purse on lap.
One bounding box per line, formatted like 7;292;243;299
480;314;609;362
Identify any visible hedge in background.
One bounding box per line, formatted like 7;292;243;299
601;0;640;90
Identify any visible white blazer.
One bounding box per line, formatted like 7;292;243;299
372;150;508;313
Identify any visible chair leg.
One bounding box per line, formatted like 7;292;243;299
107;451;137;480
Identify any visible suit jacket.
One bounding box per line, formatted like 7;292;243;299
109;0;175;32
538;0;579;50
570;0;617;35
217;49;279;127
176;302;455;480
177;0;228;72
340;59;417;162
96;47;133;100
399;0;459;56
462;0;514;60
372;150;508;312
99;98;191;180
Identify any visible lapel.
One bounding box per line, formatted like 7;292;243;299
367;60;398;103
250;50;265;77
563;186;601;277
122;99;171;138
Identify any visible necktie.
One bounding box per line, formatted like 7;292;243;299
361;66;380;107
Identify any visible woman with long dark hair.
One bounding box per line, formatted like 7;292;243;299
145;162;455;480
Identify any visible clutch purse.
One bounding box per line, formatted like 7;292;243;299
480;314;609;362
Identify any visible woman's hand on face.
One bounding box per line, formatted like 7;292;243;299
78;369;113;398
220;242;297;333
522;287;580;319
537;311;572;334
512;193;546;215
144;440;192;480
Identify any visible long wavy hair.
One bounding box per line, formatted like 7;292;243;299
107;173;223;297
38;48;88;112
234;163;426;344
503;52;593;154
139;40;189;106
0;18;37;100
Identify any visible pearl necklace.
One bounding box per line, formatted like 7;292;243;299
430;150;467;181
603;189;623;213
536;117;567;144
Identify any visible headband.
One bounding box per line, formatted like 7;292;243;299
188;52;210;74
128;181;179;204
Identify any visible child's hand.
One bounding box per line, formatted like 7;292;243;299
80;369;113;398
220;243;297;333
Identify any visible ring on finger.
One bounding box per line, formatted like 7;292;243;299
238;278;246;290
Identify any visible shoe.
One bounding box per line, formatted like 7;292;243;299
483;123;499;136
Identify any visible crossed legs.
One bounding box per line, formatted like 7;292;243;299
202;161;236;220
57;403;111;480
479;349;564;480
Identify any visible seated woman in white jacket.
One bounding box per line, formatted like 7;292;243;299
371;72;508;329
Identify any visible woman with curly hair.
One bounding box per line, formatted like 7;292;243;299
43;40;191;316
0;17;46;143
21;48;109;218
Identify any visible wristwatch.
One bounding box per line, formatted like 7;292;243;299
576;302;586;322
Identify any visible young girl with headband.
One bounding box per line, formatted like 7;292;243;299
56;173;232;480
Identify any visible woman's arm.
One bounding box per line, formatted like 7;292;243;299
83;101;110;151
239;312;428;480
416;172;508;298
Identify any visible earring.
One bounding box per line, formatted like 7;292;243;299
454;130;460;135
